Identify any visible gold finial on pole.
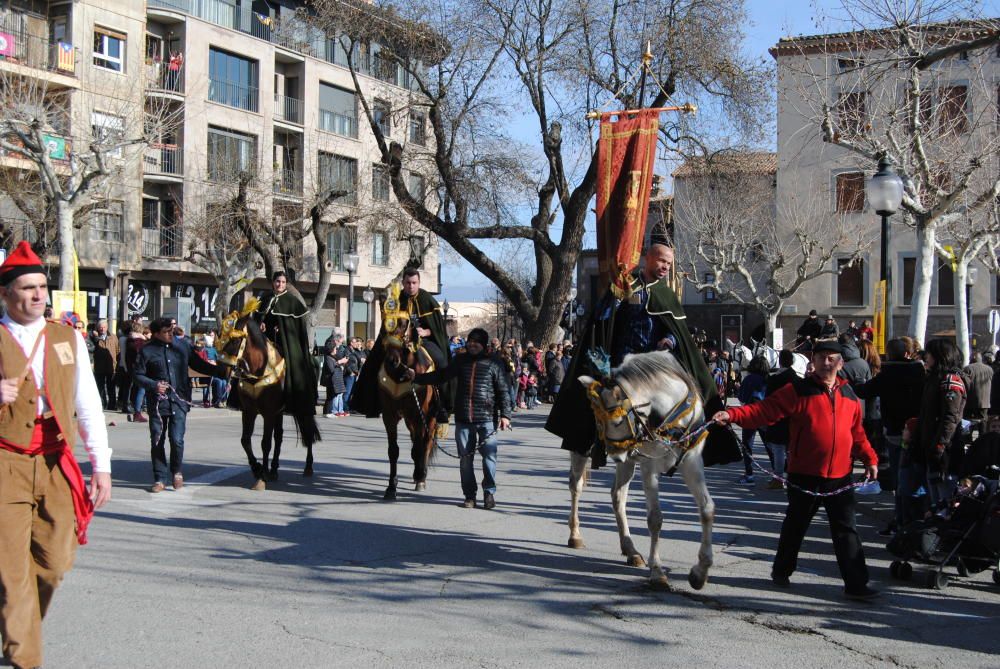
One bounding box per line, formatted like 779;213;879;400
642;40;654;67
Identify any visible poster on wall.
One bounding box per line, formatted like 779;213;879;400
126;280;159;322
172;283;245;330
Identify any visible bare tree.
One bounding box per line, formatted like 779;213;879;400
779;1;1000;347
305;0;773;344
0;67;182;289
675;153;875;344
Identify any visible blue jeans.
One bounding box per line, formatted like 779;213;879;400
344;374;356;407
148;399;188;483
324;385;343;414
132;385;146;414
455;421;498;500
210;377;228;405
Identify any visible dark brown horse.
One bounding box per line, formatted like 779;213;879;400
377;318;439;500
216;309;316;490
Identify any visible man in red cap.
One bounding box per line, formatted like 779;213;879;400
0;241;112;669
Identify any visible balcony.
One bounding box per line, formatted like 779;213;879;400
143;145;183;179
274;94;302;125
145;62;184;95
142;224;183;259
273;168;303;198
318;110;358;139
208;79;259;113
0;30;78;80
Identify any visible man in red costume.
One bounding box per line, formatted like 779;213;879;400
0;242;112;669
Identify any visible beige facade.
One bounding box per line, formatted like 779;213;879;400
1;0;437;336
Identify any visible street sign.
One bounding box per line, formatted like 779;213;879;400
989;309;1000;334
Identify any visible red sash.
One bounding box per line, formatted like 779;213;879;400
0;417;94;545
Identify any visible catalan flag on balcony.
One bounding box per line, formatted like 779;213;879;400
255;12;273;27
0;32;16;58
57;42;74;72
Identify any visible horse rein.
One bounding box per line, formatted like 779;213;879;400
586;380;709;461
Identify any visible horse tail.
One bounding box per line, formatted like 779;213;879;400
294;408;322;448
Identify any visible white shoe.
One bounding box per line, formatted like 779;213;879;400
324;413;336;418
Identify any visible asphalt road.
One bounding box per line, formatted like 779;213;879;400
23;404;1000;668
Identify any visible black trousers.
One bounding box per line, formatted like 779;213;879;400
420;340;452;413
773;473;869;590
95;371;117;409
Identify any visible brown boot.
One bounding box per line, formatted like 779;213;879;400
133;412;148;423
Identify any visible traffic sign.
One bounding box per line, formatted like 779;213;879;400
989;309;1000;335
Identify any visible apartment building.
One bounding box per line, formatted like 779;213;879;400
0;0;438;338
768;24;999;341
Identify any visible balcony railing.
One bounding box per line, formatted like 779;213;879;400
273;168;303;197
145;62;184;94
208;78;259;112
142;225;183;259
143;145;183;176
318;109;358;138
274;94;302;124
0;30;78;78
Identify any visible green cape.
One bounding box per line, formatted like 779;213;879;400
262;290;318;410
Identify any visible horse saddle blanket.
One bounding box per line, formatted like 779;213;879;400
378;345;435;400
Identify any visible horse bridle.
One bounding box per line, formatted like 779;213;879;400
586;380;709;460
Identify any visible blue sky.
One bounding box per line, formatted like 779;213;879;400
439;0;999;301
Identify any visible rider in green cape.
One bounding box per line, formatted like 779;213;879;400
546;239;740;468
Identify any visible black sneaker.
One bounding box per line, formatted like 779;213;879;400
484;492;496;510
771;570;791;588
461;498;476;509
844;585;879;601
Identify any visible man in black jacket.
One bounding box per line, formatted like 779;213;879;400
408;328;511;509
134;317;227;492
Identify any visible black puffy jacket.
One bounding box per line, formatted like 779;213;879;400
414;351;511;424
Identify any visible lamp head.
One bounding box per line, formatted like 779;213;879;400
866;155;904;217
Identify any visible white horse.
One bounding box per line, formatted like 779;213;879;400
570;351;715;590
734;338;779;371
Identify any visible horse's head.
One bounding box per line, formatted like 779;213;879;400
579;375;640;462
216;298;266;375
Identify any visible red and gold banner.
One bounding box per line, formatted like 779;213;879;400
596;109;660;298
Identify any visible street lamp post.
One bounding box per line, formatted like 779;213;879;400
442;299;450;338
343;251;360;340
865;156;904;343
104;251;120;333
967;266;978;353
362;284;375;340
568;287;577;341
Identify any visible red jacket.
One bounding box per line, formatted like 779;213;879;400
727;374;877;479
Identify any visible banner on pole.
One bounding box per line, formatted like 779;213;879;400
596;109;660;298
873;279;886;355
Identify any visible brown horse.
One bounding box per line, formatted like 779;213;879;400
377;318;440;501
216;308;316;490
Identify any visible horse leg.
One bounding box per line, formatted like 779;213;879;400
681;454;716;591
611;458;645;568
568;451;590;549
383;413;399;501
412;388;433;491
260;414;274;482
272;414;284;480
640;459;668;590
241;410;265;489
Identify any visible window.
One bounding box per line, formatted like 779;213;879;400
142;198;180;258
836;56;864;72
703;273;716;302
836;258;864;306
208;47;259;112
936;261;955;306
835;171;865;213
91;111;125;157
409;110;426;145
901;256;916;306
372;164;390;202
372;44;398;84
318;83;357;138
408;172;425;203
938;85;969;135
93;28;125;72
91;202;124;244
372;231;389;266
327;226;357;271
836;92;867;137
207;127;257;181
373;99;391;137
318;152;358;204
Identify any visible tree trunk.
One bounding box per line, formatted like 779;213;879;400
908;222;935;345
56;198;74;291
764;308;781;347
954;260;970;365
522;298;563;346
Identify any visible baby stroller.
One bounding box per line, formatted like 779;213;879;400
887;461;1000;590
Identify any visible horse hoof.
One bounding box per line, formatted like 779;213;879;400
626;554;647;568
688;568;708;591
383;488;397;501
251;479;266;492
268;470;279;482
649;574;670;591
414;481;427;492
568;537;585;549
302;467;313;478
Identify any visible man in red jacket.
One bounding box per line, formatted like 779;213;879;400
713;340;880;600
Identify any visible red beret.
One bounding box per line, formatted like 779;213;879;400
0;241;45;285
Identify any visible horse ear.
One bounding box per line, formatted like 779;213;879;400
578;375;595;388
